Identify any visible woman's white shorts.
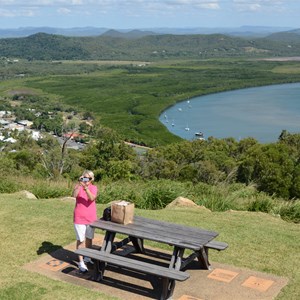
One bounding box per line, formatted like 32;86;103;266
74;224;94;242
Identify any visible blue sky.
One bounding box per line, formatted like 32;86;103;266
0;0;299;29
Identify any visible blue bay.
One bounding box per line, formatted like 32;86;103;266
159;83;300;143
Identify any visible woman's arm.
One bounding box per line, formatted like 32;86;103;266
84;185;97;201
73;184;81;198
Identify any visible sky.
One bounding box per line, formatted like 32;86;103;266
0;0;299;30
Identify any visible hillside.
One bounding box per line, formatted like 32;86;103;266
1;32;300;60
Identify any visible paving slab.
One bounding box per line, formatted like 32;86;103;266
23;234;288;300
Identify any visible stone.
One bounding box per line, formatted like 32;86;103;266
166;196;198;208
15;190;37;199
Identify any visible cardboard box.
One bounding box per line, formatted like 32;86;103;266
111;201;134;225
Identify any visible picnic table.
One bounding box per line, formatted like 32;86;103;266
76;215;228;300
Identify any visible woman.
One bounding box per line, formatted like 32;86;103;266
73;170;98;272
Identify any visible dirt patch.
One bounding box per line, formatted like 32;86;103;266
23;235;289;300
259;56;300;61
7;88;37;95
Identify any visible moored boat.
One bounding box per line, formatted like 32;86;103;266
195;131;205;140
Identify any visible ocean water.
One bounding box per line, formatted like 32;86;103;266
159;83;300;143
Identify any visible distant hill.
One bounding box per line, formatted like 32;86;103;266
1;32;300;61
0;26;295;38
0;27;109;38
265;29;300;43
102;29;157;39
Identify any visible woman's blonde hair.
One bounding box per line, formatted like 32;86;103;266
82;170;95;181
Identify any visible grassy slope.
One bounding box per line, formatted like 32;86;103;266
0;193;299;299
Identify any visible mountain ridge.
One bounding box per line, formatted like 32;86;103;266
0;25;296;38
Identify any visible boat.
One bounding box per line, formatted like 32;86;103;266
195;131;205;140
171;120;175;127
178;108;182;111
185;124;190;131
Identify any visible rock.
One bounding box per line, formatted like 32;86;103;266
15;190;37;199
59;196;75;203
166;196;198;208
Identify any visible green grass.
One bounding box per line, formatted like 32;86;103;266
0;193;299;299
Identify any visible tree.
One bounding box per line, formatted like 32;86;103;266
80;126;136;179
238;143;294;198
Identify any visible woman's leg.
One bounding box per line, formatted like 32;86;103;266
76;240;85;263
74;224;88;271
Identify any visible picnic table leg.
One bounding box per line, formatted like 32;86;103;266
102;231;116;253
169;246;185;270
161;278;176;300
93;260;105;282
130;236;145;253
197;246;211;270
93;231;116;281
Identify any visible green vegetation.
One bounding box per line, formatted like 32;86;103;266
1;32;300;60
2;59;300;146
0;58;300;221
0;171;299;223
0;193;299;300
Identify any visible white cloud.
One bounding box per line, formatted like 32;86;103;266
0;0;84;5
0;9;16;17
0;8;35;17
57;7;72;15
233;0;285;12
0;0;220;10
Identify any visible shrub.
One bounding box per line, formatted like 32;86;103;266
140;183;179;210
0;177;19;193
29;183;71;199
247;197;274;213
278;201;300;223
98;179;190;210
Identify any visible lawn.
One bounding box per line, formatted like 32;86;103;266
0;193;299;299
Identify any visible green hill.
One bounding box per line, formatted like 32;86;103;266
1;32;300;61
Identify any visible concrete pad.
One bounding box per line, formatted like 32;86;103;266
23;234;288;300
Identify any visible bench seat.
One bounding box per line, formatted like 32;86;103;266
197;240;228;269
75;248;189;300
205;240;228;251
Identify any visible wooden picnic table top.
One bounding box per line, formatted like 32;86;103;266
91;215;218;251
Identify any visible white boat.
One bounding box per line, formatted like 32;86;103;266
178;108;182;111
195;131;205;140
195;131;204;137
185;124;190;131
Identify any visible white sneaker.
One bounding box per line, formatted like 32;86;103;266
78;262;88;273
83;257;94;264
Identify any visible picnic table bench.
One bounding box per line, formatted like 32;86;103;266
76;248;189;299
75;216;228;300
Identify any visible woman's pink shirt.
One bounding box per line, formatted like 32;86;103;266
73;185;98;224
